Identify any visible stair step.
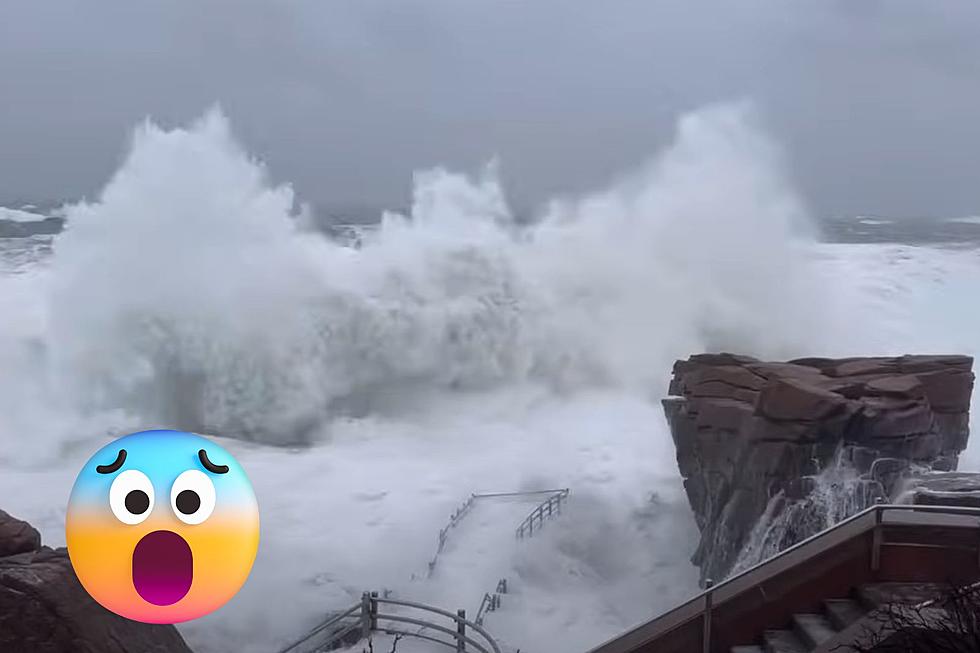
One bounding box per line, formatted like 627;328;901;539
762;629;808;653
731;646;765;653
823;598;866;630
858;582;944;609
791;613;837;648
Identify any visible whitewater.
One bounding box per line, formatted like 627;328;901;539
2;103;980;653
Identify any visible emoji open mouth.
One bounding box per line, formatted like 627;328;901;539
132;530;193;605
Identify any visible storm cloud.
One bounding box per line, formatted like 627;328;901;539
1;0;979;218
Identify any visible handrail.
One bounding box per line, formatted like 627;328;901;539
376;614;492;653
275;602;363;653
473;488;571;499
376;596;502;653
475;578;508;626
278;592;503;653
284;488;574;652
425;494;478;578
475;592;501;626
424;488;573;577
586;503;980;653
515;488;570;539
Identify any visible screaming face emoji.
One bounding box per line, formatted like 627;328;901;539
66;429;259;623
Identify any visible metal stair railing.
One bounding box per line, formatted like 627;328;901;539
278;591;502;653
475;579;508;626
424;495;479;578
375;595;502;653
275;602;364;653
515;488;570;539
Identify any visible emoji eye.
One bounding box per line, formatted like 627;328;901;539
109;469;155;525
170;469;216;525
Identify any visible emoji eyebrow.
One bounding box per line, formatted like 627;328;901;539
96;449;127;474
198;449;229;474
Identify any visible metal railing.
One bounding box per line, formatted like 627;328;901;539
423;489;572;577
515;488;570;539
475;579;509;626
278;592;502;653
586;503;980;653
275;602;365;653
284;487;571;652
424;495;479;578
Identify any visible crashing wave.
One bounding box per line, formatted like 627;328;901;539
41;104;837;444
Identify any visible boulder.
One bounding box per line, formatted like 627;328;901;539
0;509;41;558
0;511;193;653
664;353;974;584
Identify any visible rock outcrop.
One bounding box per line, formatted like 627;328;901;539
663;353;974;584
895;471;980;507
0;509;193;653
0;216;64;238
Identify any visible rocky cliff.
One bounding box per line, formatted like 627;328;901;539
0;509;193;652
663;353;974;584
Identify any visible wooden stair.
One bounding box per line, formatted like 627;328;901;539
727;583;945;653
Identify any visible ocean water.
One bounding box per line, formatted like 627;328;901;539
2;104;980;653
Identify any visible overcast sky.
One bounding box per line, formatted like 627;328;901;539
1;1;978;218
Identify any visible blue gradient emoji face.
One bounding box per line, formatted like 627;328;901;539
66;430;259;623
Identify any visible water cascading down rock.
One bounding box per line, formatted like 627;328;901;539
662;353;974;585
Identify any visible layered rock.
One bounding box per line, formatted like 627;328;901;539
663;353;974;584
895;471;980;508
0;509;193;653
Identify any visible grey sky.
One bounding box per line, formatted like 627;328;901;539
1;1;978;218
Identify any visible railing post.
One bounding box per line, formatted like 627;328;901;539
370;591;379;631
361;591;372;640
703;578;714;653
871;501;883;573
457;609;466;652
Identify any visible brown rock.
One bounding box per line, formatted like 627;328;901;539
827;358;900;378
755;377;855;422
858;396;935;439
746;362;826;380
0;515;193;653
694;398;754;432
864;375;925;398
0;510;40;558
663;352;974;584
916;368;974;413
898;354;974;373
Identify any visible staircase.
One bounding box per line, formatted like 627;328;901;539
729;583;941;653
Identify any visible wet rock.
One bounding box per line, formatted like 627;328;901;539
0;510;193;653
895;471;980;508
0;216;64;238
664;353;974;584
